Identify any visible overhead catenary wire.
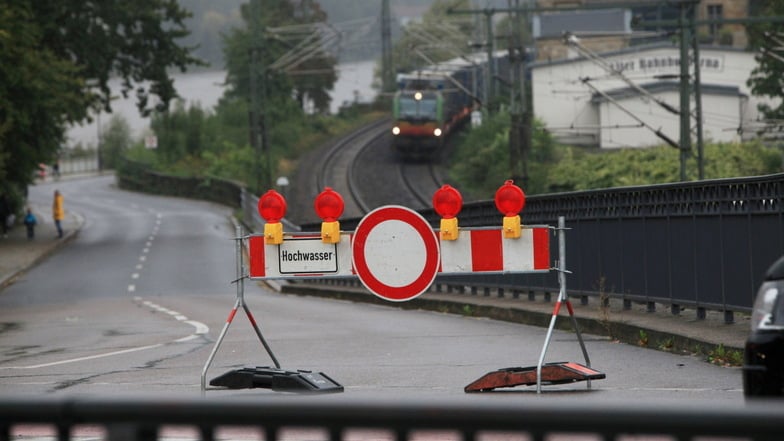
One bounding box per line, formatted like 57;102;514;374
580;76;679;149
564;32;680;116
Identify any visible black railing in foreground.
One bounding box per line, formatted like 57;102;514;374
1;395;783;441
296;172;784;322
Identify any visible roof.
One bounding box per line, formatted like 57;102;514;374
533;8;630;39
589;81;744;103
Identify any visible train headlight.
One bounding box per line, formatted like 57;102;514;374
392;126;401;135
433;128;442;137
414;92;422;101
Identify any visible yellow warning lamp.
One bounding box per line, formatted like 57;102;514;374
432;184;463;241
494;180;526;239
314;187;344;244
258;189;287;245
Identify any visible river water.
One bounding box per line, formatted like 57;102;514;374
66;59;376;148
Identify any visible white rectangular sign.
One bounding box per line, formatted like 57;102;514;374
278;237;340;274
248;233;354;279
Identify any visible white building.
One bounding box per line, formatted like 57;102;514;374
531;43;777;149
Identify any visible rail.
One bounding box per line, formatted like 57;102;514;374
1;395;783;441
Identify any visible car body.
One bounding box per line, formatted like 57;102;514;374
744;255;784;397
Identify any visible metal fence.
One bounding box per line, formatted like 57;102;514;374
294;173;784;321
2;395;783;441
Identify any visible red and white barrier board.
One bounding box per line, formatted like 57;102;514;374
439;227;550;275
248;227;550;280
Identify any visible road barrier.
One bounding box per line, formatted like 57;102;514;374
221;183;602;394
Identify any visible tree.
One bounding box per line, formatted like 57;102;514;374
0;1;92;207
391;0;476;75
0;0;203;204
99;115;133;170
222;0;337;114
747;1;784;121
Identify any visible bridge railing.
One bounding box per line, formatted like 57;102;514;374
298;173;784;322
2;395;783;441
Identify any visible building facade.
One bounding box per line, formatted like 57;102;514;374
531;43;775;148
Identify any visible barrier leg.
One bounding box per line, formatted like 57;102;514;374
242;303;280;369
536;216;593;393
201;299;241;394
201;226;281;393
464;217;605;393
204;226;342;393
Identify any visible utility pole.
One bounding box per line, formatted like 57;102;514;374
677;0;695;183
381;0;395;94
249;0;272;192
508;0;527;184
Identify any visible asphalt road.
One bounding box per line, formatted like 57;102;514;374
0;175;744;406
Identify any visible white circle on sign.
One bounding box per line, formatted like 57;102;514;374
352;205;440;301
363;219;427;287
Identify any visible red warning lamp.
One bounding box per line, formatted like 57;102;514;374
258;189;287;244
433;184;462;240
494;180;525;239
315;187;344;243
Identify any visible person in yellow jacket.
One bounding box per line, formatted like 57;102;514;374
53;190;64;238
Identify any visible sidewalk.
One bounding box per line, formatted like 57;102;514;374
0;201;82;290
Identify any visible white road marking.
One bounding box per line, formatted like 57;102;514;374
0;299;210;370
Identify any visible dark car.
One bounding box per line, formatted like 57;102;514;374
744;255;784;397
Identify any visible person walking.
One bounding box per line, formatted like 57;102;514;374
53;190;64;238
23;207;37;240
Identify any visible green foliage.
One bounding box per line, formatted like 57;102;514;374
546;141;782;193
391;0;476;74
707;344;744;367
449;110;558;198
221;0;337;114
451;110;783;196
99;115;133;170
0;1;91;197
137;91;384;193
746;0;784;121
0;0;202;207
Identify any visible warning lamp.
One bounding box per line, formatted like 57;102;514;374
433;184;463;241
494;180;526;239
258;189;287;244
315;187;345;244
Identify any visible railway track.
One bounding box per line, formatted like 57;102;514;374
293;118;447;224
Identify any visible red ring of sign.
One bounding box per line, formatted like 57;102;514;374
352;206;440;302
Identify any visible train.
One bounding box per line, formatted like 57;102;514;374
391;54;491;161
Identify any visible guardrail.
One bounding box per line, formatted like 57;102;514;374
1;395;783;441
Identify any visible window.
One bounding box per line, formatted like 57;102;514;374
707;4;723;40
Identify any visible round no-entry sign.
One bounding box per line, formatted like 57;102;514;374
352;206;440;302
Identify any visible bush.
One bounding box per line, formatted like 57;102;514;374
451;115;784;196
